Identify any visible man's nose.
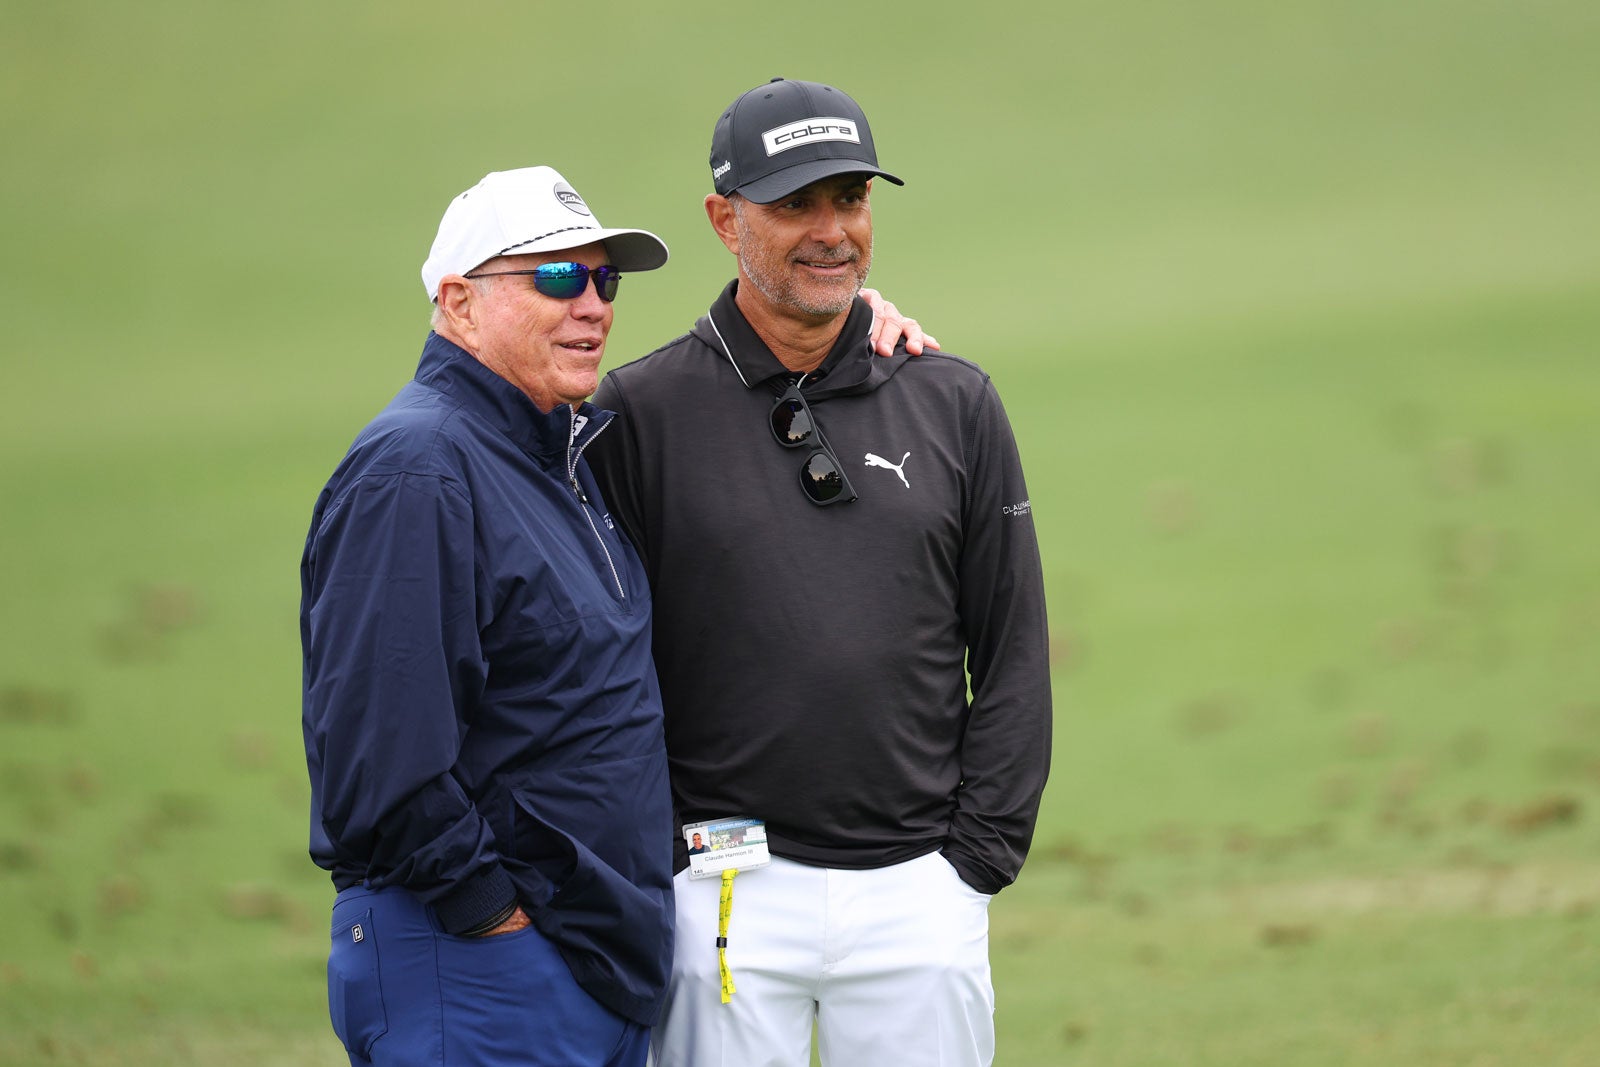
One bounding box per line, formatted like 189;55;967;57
569;275;610;318
808;205;846;246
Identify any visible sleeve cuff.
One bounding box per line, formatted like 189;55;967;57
433;865;518;936
940;846;1005;896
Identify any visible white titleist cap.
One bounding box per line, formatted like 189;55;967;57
421;166;670;301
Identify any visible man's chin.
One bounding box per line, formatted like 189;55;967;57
790;279;862;317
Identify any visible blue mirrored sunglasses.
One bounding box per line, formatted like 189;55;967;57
464;262;622;302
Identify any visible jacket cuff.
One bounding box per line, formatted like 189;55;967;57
940;846;1004;896
433;865;518;936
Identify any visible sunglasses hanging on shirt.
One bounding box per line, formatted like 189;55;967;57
769;383;858;506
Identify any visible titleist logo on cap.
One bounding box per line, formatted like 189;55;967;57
554;182;592;216
761;117;860;157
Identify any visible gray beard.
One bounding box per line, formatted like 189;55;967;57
736;229;873;317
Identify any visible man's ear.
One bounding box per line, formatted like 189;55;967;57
434;275;479;343
705;194;740;256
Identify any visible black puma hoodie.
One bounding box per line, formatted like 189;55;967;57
589;281;1052;894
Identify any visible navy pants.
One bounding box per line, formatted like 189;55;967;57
327;885;648;1067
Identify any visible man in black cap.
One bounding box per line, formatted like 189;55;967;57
588;79;1052;1067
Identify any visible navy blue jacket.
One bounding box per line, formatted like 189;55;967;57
300;332;674;1025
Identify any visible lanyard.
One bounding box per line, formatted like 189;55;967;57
718;868;738;1003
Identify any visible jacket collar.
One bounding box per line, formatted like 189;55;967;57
413;331;611;461
693;280;912;399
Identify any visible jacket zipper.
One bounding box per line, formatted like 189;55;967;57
568;413;626;602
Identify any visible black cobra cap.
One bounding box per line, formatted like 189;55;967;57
709;78;903;204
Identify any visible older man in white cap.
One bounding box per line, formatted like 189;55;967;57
300;166;674;1067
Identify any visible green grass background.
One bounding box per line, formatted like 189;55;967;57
3;1;1598;1064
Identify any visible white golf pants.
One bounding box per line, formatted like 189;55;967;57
649;852;994;1067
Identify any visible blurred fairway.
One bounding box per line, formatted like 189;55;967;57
2;1;1598;1064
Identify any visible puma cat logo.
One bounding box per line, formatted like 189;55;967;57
864;451;911;488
